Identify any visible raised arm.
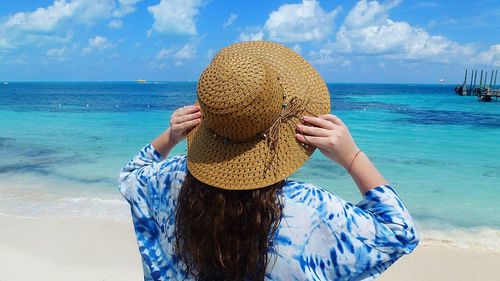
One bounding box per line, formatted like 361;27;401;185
118;104;201;280
294;114;419;279
151;104;202;157
295;114;387;194
119;104;201;191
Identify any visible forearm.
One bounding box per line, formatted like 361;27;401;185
295;114;389;195
348;151;388;195
151;128;178;158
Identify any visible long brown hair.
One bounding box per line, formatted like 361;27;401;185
174;171;284;281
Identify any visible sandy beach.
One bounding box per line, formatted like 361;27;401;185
0;215;498;281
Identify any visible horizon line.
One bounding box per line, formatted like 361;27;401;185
0;80;460;85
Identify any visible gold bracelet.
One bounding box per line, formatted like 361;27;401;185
347;150;362;174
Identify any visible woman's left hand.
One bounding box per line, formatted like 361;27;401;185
168;104;202;145
151;104;202;158
295;114;388;194
295;114;359;169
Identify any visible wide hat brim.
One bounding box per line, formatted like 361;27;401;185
187;41;331;190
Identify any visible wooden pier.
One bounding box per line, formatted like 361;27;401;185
454;69;499;102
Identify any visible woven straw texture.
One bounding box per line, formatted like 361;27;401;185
187;41;331;190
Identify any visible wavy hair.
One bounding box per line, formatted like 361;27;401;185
174;171;284;281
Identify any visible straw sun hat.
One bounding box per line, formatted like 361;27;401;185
187;41;330;190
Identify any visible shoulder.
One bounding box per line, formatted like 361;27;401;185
156;154;187;189
282;180;335;208
159;154;187;172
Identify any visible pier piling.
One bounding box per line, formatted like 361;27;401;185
455;69;499;102
490;70;493;89
468;70;474;95
480;70;483;88
493;70;498;90
473;70;477;88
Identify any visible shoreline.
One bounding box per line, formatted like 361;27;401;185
1;215;499;280
2;176;499;254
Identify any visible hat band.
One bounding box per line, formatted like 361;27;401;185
262;96;311;174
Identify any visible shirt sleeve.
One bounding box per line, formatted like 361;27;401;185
118;143;186;280
297;184;420;281
350;185;419;280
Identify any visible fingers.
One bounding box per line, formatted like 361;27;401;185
296;124;331;137
172;111;201;124
171;104;202;125
170;104;202;136
318;114;345;127
173;118;201;131
295;114;347;149
173;104;200;117
294;134;325;148
302;115;339;130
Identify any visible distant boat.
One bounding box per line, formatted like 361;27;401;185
439;78;445;84
2;82;8;85
136;79;147;84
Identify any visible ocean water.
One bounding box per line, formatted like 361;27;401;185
1;82;499;251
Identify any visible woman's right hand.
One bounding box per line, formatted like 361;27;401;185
295;114;360;169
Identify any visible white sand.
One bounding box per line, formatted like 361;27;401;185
1;215;498;281
380;245;499;281
0;215;143;281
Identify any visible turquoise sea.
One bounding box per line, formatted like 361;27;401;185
1;82;499;251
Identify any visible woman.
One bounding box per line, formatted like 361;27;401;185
119;42;419;281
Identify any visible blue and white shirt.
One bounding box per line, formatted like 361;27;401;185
118;144;419;281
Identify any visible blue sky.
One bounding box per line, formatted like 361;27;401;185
0;0;499;83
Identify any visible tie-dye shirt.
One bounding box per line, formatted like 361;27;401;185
118;144;419;281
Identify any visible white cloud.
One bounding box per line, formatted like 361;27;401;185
113;0;143;17
155;42;198;66
309;42;350;65
239;31;264;42
223;13;238;28
336;20;474;60
46;47;67;57
108;19;123;29
320;0;475;64
309;53;351;66
147;0;204;36
89;36;112;49
156;47;174;59
0;0;142;50
474;44;500;67
2;0;75;33
72;0;116;25
0;0;76;49
342;0;400;29
173;43;197;60
263;0;341;42
82;36;114;54
44;46;68;63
